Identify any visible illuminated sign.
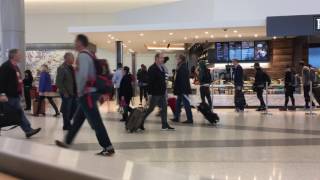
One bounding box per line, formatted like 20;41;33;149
315;17;320;31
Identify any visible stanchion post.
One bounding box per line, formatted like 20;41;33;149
306;81;316;116
262;82;272;115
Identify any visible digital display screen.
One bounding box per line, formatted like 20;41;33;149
309;47;320;68
254;41;269;61
241;41;254;61
229;42;242;60
216;42;229;61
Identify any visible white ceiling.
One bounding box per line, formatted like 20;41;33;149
25;0;180;14
82;26;268;53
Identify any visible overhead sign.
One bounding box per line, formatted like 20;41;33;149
315;16;320;31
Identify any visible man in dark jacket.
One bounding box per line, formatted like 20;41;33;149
0;49;41;138
142;53;175;131
119;66;133;122
232;59;246;112
280;65;296;111
171;54;193;124
137;64;148;105
253;62;271;111
56;52;77;130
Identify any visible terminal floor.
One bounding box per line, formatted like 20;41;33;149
2;101;320;180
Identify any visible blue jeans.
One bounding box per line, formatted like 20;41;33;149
65;93;112;148
143;95;169;128
60;94;77;129
174;95;193;122
7;97;32;133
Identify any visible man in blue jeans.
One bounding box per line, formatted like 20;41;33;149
0;49;41;138
171;54;193;124
55;34;114;156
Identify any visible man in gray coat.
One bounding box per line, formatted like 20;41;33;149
56;52;77;130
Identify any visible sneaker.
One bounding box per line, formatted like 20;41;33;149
97;147;115;156
288;106;296;111
170;118;179;122
55;140;70;149
279;107;288;111
182;120;193;124
140;126;145;131
161;126;175;131
25;128;41;138
54;113;60;117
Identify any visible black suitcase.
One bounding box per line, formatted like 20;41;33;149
0;102;22;128
312;86;320;105
234;90;246;109
197;102;219;124
126;107;144;133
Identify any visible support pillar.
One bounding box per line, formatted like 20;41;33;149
131;52;137;96
116;41;123;68
0;0;25;71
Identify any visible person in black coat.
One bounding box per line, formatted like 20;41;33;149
137;64;148;105
198;60;212;107
280;65;296;111
23;70;33;110
172;54;193;124
253;63;271;111
119;66;133;122
232;59;246;112
142;53;175;131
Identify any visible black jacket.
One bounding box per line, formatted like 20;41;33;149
147;63;167;96
174;62;192;95
199;69;212;85
285;71;295;87
0;61;21;98
137;69;148;84
254;68;271;88
119;74;133;101
233;65;244;86
23;76;33;87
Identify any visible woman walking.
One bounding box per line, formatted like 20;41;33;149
23;70;33;110
119;66;133;122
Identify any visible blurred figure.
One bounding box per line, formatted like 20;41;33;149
56;34;114;156
23;70;33;110
299;61;315;109
280;65;296;111
0;49;41;138
36;64;60;116
142;53;175;131
137;64;148;105
253;63;271;111
172;54;193;124
56;52;77;130
119;66;133;122
198;61;212;108
232;59;246;112
112;62;123;104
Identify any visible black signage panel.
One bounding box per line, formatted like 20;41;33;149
315;16;320;32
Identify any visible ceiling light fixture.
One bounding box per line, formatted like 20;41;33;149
233;30;238;33
254;34;259;38
128;49;135;53
153;41;157;44
184;37;188;40
163;40;166;43
195;35;199;39
107;40;111;44
205;31;209;34
110;37;115;40
139;33;144;36
108;34;112;37
224;34;229;38
128;40;132;43
169;32;174;36
238;34;242;38
147;46;185;51
273;36;277;39
210;35;214;38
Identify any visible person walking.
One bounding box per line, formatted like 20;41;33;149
299;61;315;109
280;65;296;111
56;52;77;130
23;70;33;110
0;49;41;138
119;66;133;122
112;62;123;104
137;64;148;105
171;54;193;124
35;64;60;117
141;53;175;131
198;60;212;108
232;59;246;112
253;63;271;111
55;34;115;156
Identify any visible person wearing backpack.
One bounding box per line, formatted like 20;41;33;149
280;65;296;111
253;63;271;111
137;64;148;105
233;59;246;112
119;66;133;122
198;60;212;108
56;34;115;156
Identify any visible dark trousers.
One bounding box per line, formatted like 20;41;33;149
175;94;193;122
60;95;77;129
65;93;112;148
37;96;59;115
234;87;246;110
303;85;315;107
285;87;295;107
7;97;32;133
139;86;148;103
123;97;133;121
143;95;169;128
24;86;32;109
200;86;212;107
256;88;265;107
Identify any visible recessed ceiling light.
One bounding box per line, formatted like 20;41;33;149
169;32;174;36
184;37;188;40
110;37;115;40
128;49;134;53
195;35;199;39
139;33;144;36
163;40;166;43
238;34;242;38
108;34;112;37
128;40;132;43
107;40;111;44
254;34;258;38
233;30;238;33
273;36;277;39
224;34;229;38
124;45;127;48
115;38;119;41
205;31;209;34
210;35;214;38
152;41;157;44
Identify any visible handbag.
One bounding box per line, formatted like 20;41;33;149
0;102;22;128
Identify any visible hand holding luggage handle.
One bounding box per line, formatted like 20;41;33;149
306;81;317;116
262;82;272;115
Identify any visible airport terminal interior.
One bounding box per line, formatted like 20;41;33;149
0;0;320;179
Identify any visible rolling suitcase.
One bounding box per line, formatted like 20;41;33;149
312;85;320;105
33;100;45;115
197;102;219;124
234;90;246;110
0;102;22;128
167;97;177;114
126;107;144;133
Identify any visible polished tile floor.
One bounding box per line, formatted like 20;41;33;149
2;100;320;180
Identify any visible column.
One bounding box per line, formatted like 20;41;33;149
131;52;137;96
116;41;123;68
0;0;25;70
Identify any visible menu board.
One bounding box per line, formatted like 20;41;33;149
241;41;254;61
229;42;242;60
216;42;229;61
255;41;269;61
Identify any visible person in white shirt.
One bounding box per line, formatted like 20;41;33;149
112;63;123;103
